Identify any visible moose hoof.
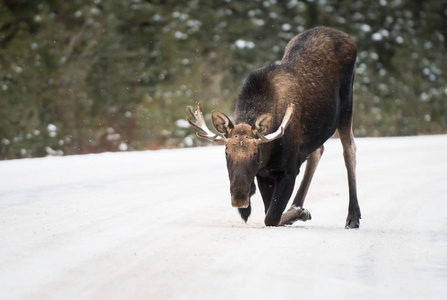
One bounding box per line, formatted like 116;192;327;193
279;205;312;226
345;218;360;229
264;217;281;227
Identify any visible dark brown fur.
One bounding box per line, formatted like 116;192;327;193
193;27;361;228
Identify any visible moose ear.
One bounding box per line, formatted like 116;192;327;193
254;114;272;135
211;110;234;135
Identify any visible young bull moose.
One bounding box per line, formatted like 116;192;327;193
187;27;361;228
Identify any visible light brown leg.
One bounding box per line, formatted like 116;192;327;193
279;146;324;226
338;126;361;229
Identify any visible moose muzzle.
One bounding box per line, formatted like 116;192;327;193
230;182;252;208
231;195;250;208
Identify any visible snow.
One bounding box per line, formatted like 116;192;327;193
235;40;255;49
1;135;446;299
360;24;371;32
372;32;383;41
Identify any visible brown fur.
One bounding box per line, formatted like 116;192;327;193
192;27;361;228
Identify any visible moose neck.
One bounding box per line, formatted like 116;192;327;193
233;65;301;169
235;64;300;126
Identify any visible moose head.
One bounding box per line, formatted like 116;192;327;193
187;103;294;209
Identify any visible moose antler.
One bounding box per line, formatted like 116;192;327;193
186;103;225;142
256;103;294;143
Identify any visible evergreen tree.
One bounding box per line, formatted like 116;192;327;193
1;0;446;159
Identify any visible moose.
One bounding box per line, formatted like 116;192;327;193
187;27;361;228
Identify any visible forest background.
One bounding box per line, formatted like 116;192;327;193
1;0;446;159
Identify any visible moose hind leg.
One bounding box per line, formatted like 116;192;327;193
279;146;324;226
338;64;361;229
339;127;361;229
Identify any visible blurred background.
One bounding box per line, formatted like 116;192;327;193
0;0;446;159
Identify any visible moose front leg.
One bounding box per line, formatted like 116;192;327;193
256;176;275;214
279;146;324;225
264;173;296;226
279;206;312;226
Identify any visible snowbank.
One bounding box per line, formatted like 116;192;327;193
0;135;446;299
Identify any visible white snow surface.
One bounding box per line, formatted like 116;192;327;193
1;135;446;299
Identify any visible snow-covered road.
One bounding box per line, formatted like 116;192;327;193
1;135;446;299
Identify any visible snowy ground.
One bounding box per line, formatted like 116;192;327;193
0;135;446;299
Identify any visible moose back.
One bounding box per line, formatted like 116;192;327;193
187;26;361;229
